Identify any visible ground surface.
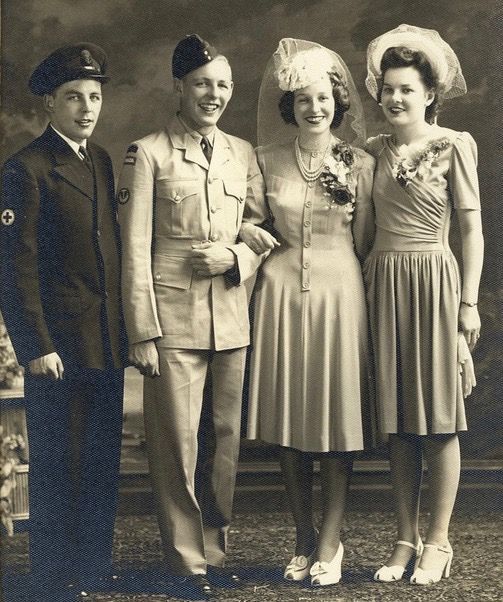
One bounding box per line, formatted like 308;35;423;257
3;509;502;601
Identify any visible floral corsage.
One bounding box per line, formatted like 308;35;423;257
393;137;451;188
319;142;355;206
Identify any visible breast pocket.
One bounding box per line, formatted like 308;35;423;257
155;179;201;236
223;179;246;231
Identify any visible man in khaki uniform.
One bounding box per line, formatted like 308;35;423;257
117;34;264;599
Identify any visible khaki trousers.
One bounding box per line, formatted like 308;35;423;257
143;346;246;575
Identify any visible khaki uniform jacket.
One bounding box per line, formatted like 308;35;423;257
117;117;264;351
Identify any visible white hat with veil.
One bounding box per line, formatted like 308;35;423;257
365;24;467;101
257;38;366;148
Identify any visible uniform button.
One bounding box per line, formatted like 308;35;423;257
96;229;101;238
103;291;108;299
155;273;161;281
174;194;181;202
311;151;319;157
304;220;311;227
304;241;311;247
303;262;309;269
210;207;217;213
305;201;312;207
210;234;218;242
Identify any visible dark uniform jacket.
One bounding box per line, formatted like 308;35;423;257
0;125;126;369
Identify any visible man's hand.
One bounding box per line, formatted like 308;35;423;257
129;340;160;378
191;241;235;276
29;352;64;380
240;225;280;254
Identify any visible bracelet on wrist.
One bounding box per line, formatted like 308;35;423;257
461;300;478;307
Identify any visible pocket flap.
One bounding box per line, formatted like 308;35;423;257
223;179;246;203
156;180;199;204
153;255;193;289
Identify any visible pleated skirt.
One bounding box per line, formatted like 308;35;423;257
364;250;467;435
247;245;374;453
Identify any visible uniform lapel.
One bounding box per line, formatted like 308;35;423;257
168;118;208;171
43;127;95;200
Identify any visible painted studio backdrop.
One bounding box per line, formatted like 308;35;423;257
1;0;501;459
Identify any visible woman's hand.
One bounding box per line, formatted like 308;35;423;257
240;224;280;254
459;304;481;351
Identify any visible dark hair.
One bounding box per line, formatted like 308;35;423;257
377;46;443;123
278;71;350;128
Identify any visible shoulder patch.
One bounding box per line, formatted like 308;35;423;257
127;144;138;154
1;208;15;226
124;156;136;166
117;188;130;205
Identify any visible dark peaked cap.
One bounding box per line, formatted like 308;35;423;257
29;43;109;95
172;34;219;79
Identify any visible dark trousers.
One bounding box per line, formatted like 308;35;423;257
24;366;124;587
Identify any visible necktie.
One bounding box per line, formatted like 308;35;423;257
200;137;212;163
78;145;93;172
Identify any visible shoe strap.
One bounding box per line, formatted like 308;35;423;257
396;540;418;550
423;543;451;553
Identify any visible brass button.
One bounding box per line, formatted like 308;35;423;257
155;273;161;281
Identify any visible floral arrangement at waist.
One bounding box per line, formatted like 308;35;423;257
393;137;451;188
319;141;355;206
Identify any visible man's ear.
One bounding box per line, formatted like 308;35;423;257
173;78;183;97
43;94;55;112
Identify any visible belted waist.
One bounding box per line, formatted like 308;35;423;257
154;237;236;257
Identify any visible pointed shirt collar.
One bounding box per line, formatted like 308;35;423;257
176;113;215;148
50;124;87;158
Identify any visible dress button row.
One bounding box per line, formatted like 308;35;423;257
303;262;309;269
303;282;310;288
305;201;312;208
304;241;311;248
304;221;311;227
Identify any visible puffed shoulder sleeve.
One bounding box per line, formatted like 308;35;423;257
355;149;375;209
448;131;480;210
353;149;375;260
364;134;386;159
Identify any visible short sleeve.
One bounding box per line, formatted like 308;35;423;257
448;131;480;210
364;134;387;160
354;149;375;209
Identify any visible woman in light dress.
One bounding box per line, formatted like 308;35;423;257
240;39;375;586
363;24;483;585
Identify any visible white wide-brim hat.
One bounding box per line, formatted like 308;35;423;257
365;24;467;100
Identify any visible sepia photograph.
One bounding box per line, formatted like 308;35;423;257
0;1;501;600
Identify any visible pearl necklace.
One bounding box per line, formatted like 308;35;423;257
294;137;330;182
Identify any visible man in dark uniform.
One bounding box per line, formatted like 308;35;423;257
0;44;126;601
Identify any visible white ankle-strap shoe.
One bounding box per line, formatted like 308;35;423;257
410;542;453;585
374;538;424;582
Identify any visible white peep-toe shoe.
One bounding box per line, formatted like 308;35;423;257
374;538;424;582
410;542;453;585
284;550;315;581
310;542;344;586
